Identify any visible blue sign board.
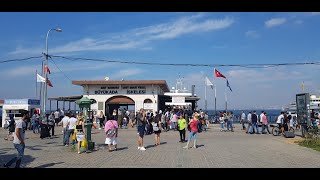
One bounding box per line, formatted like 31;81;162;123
4;99;40;105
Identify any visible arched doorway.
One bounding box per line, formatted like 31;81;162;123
143;98;153;111
105;96;135;117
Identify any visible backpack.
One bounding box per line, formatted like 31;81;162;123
197;121;202;133
152;122;159;131
9;120;15;132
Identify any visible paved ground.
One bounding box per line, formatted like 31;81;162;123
1;123;320;168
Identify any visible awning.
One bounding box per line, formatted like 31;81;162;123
165;102;191;106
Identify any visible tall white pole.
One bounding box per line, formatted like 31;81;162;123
42;28;62;118
214;82;217;115
43;29;51;119
205;77;207;111
225;91;227;112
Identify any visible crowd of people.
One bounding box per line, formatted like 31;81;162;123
4;107;320;168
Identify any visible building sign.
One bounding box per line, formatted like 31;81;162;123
4;99;40;105
94;88;146;95
172;97;185;104
296;93;310;125
127;90;146;94
144;103;153;109
95;90;118;95
28;99;40;105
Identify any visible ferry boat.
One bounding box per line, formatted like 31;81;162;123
282;94;320;113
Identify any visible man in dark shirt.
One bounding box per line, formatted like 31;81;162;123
137;108;146;151
251;111;258;134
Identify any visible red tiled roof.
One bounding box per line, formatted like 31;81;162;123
72;80;170;92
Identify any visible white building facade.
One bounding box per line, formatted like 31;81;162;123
72;80;169;116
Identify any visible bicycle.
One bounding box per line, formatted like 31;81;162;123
270;124;294;136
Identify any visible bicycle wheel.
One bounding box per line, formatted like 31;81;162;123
272;127;280;136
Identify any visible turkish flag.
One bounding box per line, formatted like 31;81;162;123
47;79;53;87
44;64;51;74
214;68;226;78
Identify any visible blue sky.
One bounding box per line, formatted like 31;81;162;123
1;12;320;110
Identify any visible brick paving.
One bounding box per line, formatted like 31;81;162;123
1;124;320;168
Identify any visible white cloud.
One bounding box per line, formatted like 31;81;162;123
0;61;116;80
5;65;40;77
112;68;144;79
245;30;260;38
294;20;303;24
310;12;320;16
8;14;234;56
265;18;287;28
212;44;227;49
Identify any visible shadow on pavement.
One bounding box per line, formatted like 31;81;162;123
145;142;167;149
197;144;205;148
0;154;35;168
115;147;128;151
0;148;14;155
34;162;64;168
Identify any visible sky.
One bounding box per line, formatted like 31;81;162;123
0;12;320;110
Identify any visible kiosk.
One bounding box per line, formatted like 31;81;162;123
1;99;40;127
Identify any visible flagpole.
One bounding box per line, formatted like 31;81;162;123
214;70;217;116
225;91;227;112
214;82;217;116
36;70;37;98
205;77;207;111
40;60;44;112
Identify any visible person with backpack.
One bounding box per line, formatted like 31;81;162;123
104;118;119;152
183;113;199;149
152;111;161;146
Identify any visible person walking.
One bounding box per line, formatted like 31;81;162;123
97;111;105;130
178;114;187;142
66;113;77;147
59;113;70;146
240;111;246;130
104;118;119;152
54;109;60;126
261;112;271;134
48;112;55;136
250;111;258;134
75;115;85;154
4;111;28;168
246;112;252;134
183;113;199;149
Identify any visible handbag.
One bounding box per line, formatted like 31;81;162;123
81;138;88;148
4;120;9;129
106;121;118;137
76;132;85;141
106;129;117;138
152;122;159;131
72;132;77;141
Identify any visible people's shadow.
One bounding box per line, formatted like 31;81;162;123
115;147;128;151
0;154;35;168
145;142;167;149
34;162;64;168
196;144;205;148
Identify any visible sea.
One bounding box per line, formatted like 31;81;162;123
206;109;282;123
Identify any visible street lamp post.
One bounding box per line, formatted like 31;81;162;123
42;28;62;119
